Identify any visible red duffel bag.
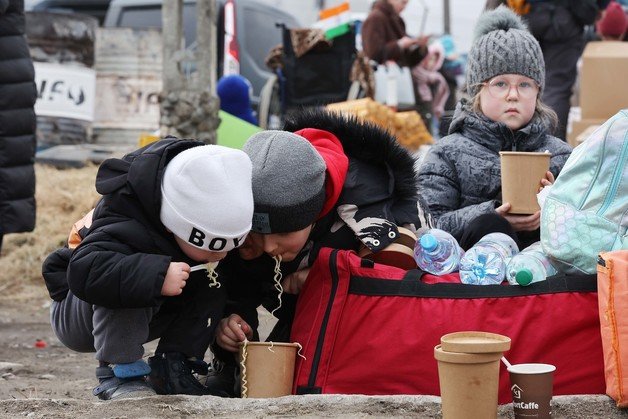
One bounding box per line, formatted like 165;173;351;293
291;248;605;403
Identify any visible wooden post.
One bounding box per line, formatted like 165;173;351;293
162;0;183;92
196;0;217;92
160;0;220;144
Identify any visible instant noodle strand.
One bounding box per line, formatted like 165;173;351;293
270;255;283;318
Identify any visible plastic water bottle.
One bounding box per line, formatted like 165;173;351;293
414;229;464;275
459;233;519;285
506;241;557;286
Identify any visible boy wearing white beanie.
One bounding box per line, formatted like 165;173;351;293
42;137;253;400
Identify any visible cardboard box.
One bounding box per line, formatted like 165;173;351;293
574;124;602;146
580;42;628;120
568;117;606;147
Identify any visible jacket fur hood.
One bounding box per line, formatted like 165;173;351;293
283;108;418;202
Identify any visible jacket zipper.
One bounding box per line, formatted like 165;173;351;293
598;134;627;216
307;248;340;388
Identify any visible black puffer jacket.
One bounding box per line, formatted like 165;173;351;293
42;138;220;309
0;0;37;236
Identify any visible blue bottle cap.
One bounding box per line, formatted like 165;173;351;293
420;234;438;252
515;269;533;286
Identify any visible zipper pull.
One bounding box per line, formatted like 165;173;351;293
597;254;606;267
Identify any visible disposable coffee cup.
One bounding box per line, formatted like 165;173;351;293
500;151;551;214
238;342;298;398
508;363;556;419
434;344;504;419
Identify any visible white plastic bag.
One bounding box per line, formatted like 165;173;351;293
374;62;415;109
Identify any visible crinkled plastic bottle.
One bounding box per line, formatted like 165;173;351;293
506;241;557;286
459;233;519;285
413;229;464;275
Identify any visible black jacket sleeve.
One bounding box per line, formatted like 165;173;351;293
67;222;171;309
41;247;72;302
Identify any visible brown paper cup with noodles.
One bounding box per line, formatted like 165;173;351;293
500;151;551;214
508;363;556;419
434;344;504;419
238;342;298;398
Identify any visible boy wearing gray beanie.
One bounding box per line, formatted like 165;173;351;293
205;108;434;396
418;6;572;251
42;138;254;400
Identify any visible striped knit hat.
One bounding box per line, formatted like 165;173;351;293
466;5;545;97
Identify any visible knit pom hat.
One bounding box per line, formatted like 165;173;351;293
217;75;258;126
160;145;254;252
465;5;545;97
242;130;326;234
597;1;628;39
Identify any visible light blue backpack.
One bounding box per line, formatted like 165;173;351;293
541;109;628;274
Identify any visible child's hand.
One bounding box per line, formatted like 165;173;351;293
215;314;253;353
496;202;541;231
538;170;554;192
282;268;310;294
495;202;512;216
161;262;190;296
505;211;541;232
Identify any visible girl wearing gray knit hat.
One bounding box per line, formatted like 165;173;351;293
418;6;572;252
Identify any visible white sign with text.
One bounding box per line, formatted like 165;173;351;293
34;62;96;121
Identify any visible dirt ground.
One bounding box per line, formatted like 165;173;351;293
0;300;107;402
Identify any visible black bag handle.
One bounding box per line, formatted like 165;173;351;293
349;270;597;299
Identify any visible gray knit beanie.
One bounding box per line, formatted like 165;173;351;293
466;5;545;97
242;130;326;234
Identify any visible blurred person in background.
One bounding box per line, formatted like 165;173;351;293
0;0;37;254
361;0;429;67
596;1;627;40
486;0;611;140
412;41;450;123
217;74;258;126
361;0;433;121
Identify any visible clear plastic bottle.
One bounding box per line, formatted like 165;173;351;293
459;233;519;285
414;229;464;275
506;241;557;286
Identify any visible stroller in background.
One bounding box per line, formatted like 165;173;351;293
258;23;361;129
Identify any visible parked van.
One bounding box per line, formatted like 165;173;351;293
104;0;301;109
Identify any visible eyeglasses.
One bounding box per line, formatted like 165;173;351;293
482;77;539;99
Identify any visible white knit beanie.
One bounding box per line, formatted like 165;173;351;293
160;145;254;252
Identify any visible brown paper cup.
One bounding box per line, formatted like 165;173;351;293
500;152;551;214
508;363;556;419
434;344;504;419
238;342;298;398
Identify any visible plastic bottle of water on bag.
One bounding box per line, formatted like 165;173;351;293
414;229;464;275
459;233;519;285
506;241;557;286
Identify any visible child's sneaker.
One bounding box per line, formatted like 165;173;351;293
92;360;155;400
147;352;228;396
